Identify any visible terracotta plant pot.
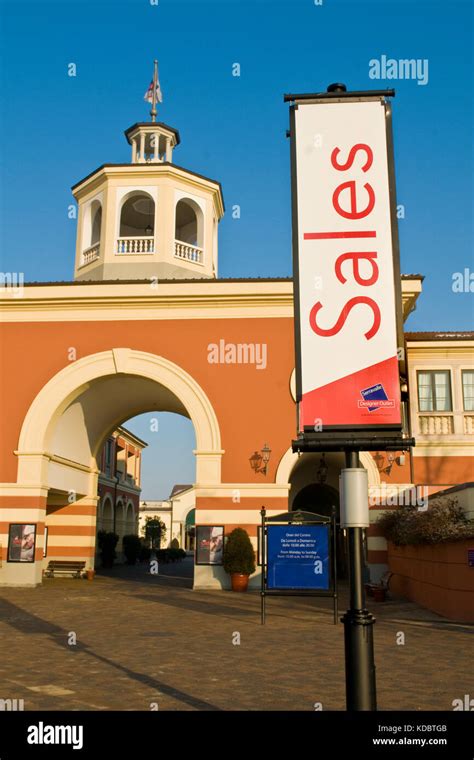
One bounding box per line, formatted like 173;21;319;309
86;569;95;581
373;586;386;602
231;573;249;592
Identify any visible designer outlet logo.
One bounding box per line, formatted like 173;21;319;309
207;340;267;370
27;722;84;750
369;55;429;85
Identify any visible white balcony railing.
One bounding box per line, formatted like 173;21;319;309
464;415;474;434
174;239;203;264
418;414;454;435
82;243;100;265
116;237;154;254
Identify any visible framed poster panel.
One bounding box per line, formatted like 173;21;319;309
8;524;37;563
257;525;262;566
195;525;224;566
266;524;330;590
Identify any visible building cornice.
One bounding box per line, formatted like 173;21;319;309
0;281;295;322
0;279;423;324
406;342;474;356
72;162;225;217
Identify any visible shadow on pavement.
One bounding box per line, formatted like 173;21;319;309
0;596;221;711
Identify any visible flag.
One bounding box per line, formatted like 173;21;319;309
144;78;163;104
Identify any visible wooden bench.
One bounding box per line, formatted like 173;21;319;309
45;561;86;578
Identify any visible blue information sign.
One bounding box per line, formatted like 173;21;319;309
267;524;330;590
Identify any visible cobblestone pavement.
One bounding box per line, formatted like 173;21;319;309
0;559;472;711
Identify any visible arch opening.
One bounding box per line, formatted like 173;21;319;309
91;204;102;246
17;350;221;580
175;199;203;248
286;451;378;580
82;199;102;260
119;192;155;237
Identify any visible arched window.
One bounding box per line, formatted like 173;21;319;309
175;199;204;247
82;199;102;263
115;500;125;540
184;508;196;551
126;502;135;535
91;204;102;245
101;496;114;533
119;193;155;237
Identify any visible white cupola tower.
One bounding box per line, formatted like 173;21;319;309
72;84;224;282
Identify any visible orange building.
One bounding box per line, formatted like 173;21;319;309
0;114;472;589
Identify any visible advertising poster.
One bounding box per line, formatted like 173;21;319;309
267;524;330;590
195;526;224;565
7;524;37;563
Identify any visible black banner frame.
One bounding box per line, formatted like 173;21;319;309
288;88;411;448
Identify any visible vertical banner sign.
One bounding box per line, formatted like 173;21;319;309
291;99;403;433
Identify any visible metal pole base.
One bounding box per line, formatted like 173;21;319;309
341;608;377;711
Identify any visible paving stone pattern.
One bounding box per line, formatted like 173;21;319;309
0;559;472;711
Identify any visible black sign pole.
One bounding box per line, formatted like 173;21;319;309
341;450;377;711
260;508;266;625
286;84;416;712
331;506;338;625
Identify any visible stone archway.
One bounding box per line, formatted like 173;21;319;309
17;348;223;492
13;348;223;584
292;482;340;516
275;446;381;493
276;447;381;580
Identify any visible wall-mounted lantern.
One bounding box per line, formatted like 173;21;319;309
374;451;406;476
249;443;272;475
316;454;328;484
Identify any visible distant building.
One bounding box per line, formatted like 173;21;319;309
96;427;147;558
139;485;195;550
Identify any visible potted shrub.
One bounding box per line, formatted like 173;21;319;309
223;528;256;592
372;586;386;602
97;530;119;568
122;534;141;565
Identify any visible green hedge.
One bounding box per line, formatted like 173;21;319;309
377;498;474;546
155;548;187;563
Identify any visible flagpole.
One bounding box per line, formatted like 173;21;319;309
151;59;158;123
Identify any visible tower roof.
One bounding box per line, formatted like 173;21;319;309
124;122;180;146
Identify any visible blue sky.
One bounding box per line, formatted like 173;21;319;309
1;0;472;497
126;412;195;500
